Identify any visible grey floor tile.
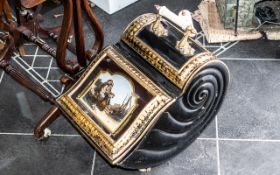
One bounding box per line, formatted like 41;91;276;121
220;140;280;175
220;40;280;59
93;139;217;175
218;60;280;139
0;75;77;134
33;56;54;68
20;44;39;56
199;118;216;138
0;135;94;175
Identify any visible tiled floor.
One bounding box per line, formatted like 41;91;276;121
0;0;280;175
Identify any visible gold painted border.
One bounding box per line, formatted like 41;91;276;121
121;13;216;89
57;46;174;164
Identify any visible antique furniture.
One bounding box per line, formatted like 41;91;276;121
0;0;104;73
0;0;58;56
1;1;229;170
34;7;230;170
0;0;104;135
0;33;56;104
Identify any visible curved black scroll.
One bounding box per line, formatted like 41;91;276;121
120;60;229;169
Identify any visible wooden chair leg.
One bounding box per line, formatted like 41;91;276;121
0;34;55;103
34;106;61;139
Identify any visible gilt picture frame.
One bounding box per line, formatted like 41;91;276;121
77;70;139;135
57;46;174;164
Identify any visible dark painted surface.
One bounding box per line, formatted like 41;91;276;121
219;60;280;139
0;0;280;174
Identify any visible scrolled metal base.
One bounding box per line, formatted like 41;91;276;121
119;60;229;169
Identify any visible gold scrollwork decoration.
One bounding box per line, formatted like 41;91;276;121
176;26;197;57
150;15;168;37
122;13;216;90
57;46;174;164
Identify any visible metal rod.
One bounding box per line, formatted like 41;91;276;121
235;0;240;36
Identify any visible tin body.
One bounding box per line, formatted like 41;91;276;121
58;13;229;169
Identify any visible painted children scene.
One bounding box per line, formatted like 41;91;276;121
78;71;138;133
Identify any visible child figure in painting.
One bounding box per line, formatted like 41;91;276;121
89;79;115;111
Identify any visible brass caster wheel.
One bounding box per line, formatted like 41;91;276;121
43;128;52;139
89;2;95;8
67;35;73;43
139;168;152;172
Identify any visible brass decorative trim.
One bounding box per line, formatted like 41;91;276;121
122;13;215;89
57;46;174;164
150;15;168;37
175;27;197;57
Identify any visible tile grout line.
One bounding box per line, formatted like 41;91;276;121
219;138;280;142
220;58;280;61
91;151;97;175
0;133;33;136
0;132;280;143
215;116;221;175
52;134;81;137
32;67;59;69
198;137;280;142
195;31;239;57
0;71;5;84
0;132;81;137
24;55;51;57
45;57;54;80
31;46;39;67
2;132;280;142
12;54;61;97
215;41;240;57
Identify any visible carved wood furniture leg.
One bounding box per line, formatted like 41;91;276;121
73;0;86;67
30;5;74;48
32;5;64;39
8;1;59;56
0;60;56;103
15;2;62;39
18;25;77;60
0;0;24;55
3;0;14;22
0;2;5;30
0;34;14;61
20;0;46;9
18;26;57;57
1;62;56;103
60;75;74;88
0;1;16;31
0;34;56;103
33;75;75;140
55;0;80;74
34;106;61;139
52;0;104;61
82;0;104;60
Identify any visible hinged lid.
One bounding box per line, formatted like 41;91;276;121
57;46;174;164
122;13;215;90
